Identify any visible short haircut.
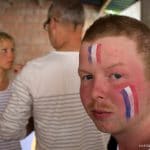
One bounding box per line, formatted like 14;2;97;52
44;0;85;29
82;15;150;79
0;31;14;43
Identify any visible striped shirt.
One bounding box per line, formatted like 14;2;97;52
0;51;110;150
0;84;21;150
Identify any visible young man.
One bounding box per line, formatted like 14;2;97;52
78;15;150;150
0;0;109;149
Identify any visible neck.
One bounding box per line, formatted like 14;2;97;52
58;40;81;52
0;69;9;91
115;116;150;150
58;25;82;52
58;33;81;52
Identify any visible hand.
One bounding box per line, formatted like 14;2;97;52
12;64;25;74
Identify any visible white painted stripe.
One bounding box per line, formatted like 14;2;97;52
125;86;135;118
91;44;97;63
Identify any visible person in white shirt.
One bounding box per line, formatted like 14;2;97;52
0;1;109;150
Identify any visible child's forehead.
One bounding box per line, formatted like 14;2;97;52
0;38;14;44
0;38;12;41
0;39;15;49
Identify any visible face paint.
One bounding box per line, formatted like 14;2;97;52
88;43;101;64
120;85;139;119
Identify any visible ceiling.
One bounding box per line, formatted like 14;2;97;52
5;0;138;14
81;0;138;14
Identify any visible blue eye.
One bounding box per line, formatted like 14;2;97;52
0;48;15;54
110;73;122;80
0;48;7;53
82;74;93;80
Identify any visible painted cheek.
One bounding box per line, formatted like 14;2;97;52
109;88;124;106
119;85;139;120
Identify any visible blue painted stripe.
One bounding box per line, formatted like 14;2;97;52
88;46;92;63
121;89;131;119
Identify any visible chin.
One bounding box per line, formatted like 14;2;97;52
4;65;12;70
94;120;118;134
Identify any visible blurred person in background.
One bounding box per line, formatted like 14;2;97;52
0;0;109;150
0;31;21;150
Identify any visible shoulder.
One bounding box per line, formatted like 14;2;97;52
25;51;78;68
15;51;79;81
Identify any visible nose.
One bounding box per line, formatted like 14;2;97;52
91;77;109;101
6;50;15;61
7;49;14;61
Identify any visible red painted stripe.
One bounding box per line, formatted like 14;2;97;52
96;44;101;63
130;85;139;114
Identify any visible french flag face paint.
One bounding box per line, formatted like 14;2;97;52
120;85;139;119
88;43;101;64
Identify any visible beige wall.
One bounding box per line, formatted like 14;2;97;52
0;0;51;65
0;1;99;66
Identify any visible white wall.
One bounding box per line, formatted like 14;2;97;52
120;1;141;20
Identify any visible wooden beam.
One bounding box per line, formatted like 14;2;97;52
99;0;112;16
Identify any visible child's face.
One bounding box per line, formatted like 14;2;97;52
0;39;15;71
79;36;150;134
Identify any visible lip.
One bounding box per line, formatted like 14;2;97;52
92;110;113;120
7;61;13;65
6;63;13;67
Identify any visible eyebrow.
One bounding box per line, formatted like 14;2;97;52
78;62;125;75
106;62;125;69
78;68;90;75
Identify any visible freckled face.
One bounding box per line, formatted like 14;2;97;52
0;40;15;71
79;36;150;134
